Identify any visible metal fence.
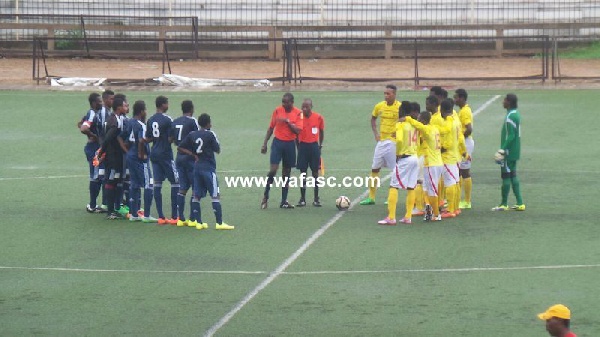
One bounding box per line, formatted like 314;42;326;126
3;1;600;35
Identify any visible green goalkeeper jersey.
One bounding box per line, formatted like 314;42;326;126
500;109;521;160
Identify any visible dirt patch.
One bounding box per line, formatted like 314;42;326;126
2;56;600;90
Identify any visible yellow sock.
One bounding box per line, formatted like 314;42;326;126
429;195;440;216
445;185;456;213
387;188;398;220
454;184;461;212
415;184;424;210
405;189;416;219
456;177;462;204
369;171;379;200
439;178;445;203
463;177;472;203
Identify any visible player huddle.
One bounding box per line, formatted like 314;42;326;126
79;91;233;230
359;85;476;225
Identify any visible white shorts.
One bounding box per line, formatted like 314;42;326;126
459;137;475;170
423;165;443;197
390;155;419;190
371;140;396;170
442;163;460;187
417;155;425;182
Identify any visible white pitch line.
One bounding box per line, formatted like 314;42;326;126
203;94;503;336
283;264;600;275
0;266;266;274
2;263;598;276
0;174;87;181
204;173;392;337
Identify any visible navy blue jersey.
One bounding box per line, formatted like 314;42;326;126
121;119;148;161
170;115;199;146
102;113;126;163
145;112;174;161
81;108;102;143
97;106;111;142
180;129;220;172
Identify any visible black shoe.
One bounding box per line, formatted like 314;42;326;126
296;200;306;207
280;201;295;209
106;212;124;220
424;204;433;222
312;200;322;207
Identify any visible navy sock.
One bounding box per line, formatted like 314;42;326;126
143;188;153;218
115;183;124;210
89;180;101;208
282;186;289;204
100;179;106;206
129;188;140;216
191;199;201;222
105;184;116;213
264;173;275;199
177;193;186;220
154;184;164;218
171;186;179;219
212;201;223;224
123;180;130;205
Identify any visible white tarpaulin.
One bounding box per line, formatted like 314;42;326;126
50;77;107;86
155;74;272;87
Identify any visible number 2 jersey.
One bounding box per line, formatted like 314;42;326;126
179;129;221;172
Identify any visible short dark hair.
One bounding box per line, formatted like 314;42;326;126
441;89;448;99
114;93;126;102
133;100;146;116
399;101;411;117
426;95;439;106
155;95;168;108
419;110;432;124
410;102;421;113
198;113;211;128
102;89;114;99
430;86;443;96
112;96;125;111
455;88;468;100
440;98;454;113
506;93;518;109
282;92;294;103
181;100;194;114
88;93;100;106
386;84;397;92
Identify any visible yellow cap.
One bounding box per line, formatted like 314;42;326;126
537;304;571;320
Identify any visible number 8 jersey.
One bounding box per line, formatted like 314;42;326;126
145;112;174;161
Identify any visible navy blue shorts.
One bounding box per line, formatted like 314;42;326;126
270;138;296;168
151;159;179;185
193;169;219;199
176;155;194;191
296;142;320;172
127;156;153;189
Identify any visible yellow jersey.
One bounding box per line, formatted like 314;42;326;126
458;104;473;139
430;111;445;129
372;100;401;141
395;121;418;156
439;115;460;164
405;117;443;167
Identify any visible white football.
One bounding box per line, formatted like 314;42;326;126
336;196;351;210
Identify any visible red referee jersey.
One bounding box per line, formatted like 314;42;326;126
269;106;303;141
298;111;324;143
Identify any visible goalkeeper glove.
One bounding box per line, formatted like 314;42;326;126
93;149;105;167
494;149;505;164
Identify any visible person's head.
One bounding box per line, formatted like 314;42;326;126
538;304;571;336
440;89;448;99
132;100;147;121
181;100;194;116
88;93;102;111
384;84;397;105
112;96;128;115
155;95;169;113
102;89;115;109
409;102;420;119
281;93;294;112
440;98;454;117
429;86;444;100
418;110;431;125
198;113;211;129
301;98;313;116
454;89;468;107
503;93;518;110
425;95;439;113
399;100;411;118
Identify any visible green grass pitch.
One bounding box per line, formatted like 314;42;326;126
1;89;599;336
